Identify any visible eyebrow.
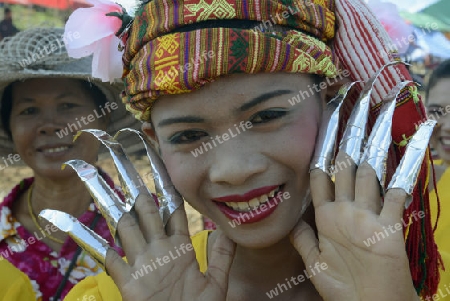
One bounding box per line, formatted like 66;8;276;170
158;116;205;127
238;89;293;111
157;89;293;127
16;93;76;104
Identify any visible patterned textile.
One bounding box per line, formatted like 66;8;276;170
119;0;441;297
0;173;124;301
122;0;339;121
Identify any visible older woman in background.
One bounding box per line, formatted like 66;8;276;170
0;27;140;300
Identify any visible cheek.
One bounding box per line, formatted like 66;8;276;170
10;122;32;150
160;151;203;205
276;116;319;173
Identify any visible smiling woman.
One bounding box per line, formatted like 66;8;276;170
54;0;442;300
0;27;140;301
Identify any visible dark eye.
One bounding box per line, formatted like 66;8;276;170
60;103;79;110
250;109;288;124
19;107;38;115
169;130;208;144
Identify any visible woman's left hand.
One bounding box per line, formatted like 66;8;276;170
291;158;419;301
289;80;429;301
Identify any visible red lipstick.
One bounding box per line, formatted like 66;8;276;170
213;185;285;225
213;185;280;203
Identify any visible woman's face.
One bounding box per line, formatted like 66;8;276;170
428;78;450;164
9;78;107;179
147;73;324;248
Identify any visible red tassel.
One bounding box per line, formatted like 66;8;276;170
403;150;443;297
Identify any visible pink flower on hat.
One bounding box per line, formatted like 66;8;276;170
367;0;413;53
64;0;125;82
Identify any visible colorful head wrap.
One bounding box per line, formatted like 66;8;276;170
64;0;443;297
122;0;341;121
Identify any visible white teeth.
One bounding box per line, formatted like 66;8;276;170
224;186;281;212
238;202;250;210
259;194;269;204
44;146;69;153
229;202;238;208
249;198;260;209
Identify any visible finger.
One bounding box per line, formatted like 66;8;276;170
338;62;401;167
116;212;147;265
205;231;236;293
290;219;319;265
310;169;334;207
333;152;356;202
77;129;153;210
310;81;358;173
383;120;436;220
39;209;114;271
359;81;411;185
354;162;382;212
63;160;133;247
379;188;407;223
309;83;356;207
119;128;184;227
165;203;190;237
105;248;132;288
356;83;411;211
133;193;167;241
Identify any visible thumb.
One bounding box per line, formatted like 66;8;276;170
205;230;236;294
290;219;320;266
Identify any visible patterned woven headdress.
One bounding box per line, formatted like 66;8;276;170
64;0;442;297
123;0;341;121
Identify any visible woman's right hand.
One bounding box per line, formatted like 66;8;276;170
106;194;236;301
40;129;236;301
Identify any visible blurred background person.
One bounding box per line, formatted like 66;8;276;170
426;58;450;291
0;7;18;40
0;27;140;300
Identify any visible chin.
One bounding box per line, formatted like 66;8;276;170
33;163;80;179
226;222;296;249
216;205;302;249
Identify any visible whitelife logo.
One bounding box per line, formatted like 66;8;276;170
56;102;118;139
131;243;194;280
228;192;291;228
363;210;425;247
190;121;253;157
265;262;328;299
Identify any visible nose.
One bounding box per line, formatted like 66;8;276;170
208;136;268;186
37;110;65;136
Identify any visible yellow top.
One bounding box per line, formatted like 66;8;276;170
0;258;36;300
429;160;450;292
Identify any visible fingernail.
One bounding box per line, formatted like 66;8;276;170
360;81;413;187
387;120;437;208
116;128;183;226
339;61;406;165
39;209;110;270
310;81;359;173
76;129;151;211
64;159;127;245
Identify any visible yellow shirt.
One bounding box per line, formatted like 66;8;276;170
430;161;450;294
0;259;36;300
63;230;209;301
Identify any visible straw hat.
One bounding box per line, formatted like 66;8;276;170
0;27;143;157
